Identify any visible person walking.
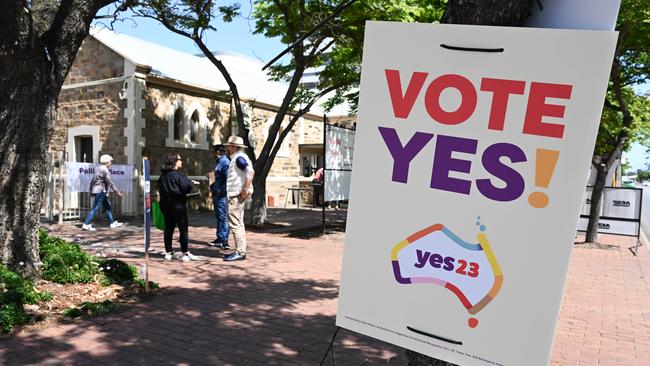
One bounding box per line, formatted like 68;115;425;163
158;153;199;262
82;154;123;231
223;136;255;262
208;144;230;249
312;167;324;207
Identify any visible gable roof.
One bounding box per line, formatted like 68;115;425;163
90;27;350;117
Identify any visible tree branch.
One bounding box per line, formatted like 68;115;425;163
604;98;621;112
40;0;121;87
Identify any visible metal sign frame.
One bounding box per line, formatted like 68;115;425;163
577;186;643;254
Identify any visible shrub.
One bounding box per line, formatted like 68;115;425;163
39;229;99;284
98;259;137;286
38;229;160;290
134;279;160;289
63;300;119;318
0;264;49;333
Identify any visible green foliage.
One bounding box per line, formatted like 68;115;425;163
135;279;161;289
637;169;650;181
596;90;650;158
39;229;100;284
133;1;241;37
253;0;446;112
594;0;650;163
63;300;119;318
39;230;159;291
98;259;138;286
0;303;29;334
0;231;160;331
0;264;50;333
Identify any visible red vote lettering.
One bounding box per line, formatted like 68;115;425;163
523;82;572;138
425;74;477;125
480;78;526;131
385;70;573;138
385;69;428;119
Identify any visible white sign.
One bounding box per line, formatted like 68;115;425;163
336;22;617;366
602;188;642;220
580;187;603;216
326;125;355;170
576;217;639;237
525;0;621;31
325;170;351;202
66;162;134;193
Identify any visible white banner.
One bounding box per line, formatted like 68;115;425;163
66;162;134;193
325;170;351;202
576;217;639;236
325;125;355;170
336;22;617;366
602;188;642;220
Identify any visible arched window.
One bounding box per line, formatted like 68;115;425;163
174;108;184;141
190;110;200;143
165;101;209;150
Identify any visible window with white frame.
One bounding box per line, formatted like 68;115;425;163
165;101;209;150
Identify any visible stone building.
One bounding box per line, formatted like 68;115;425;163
50;27;353;216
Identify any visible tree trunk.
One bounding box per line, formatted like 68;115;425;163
406;1;533;364
1;1;114;277
585;165;608;243
249;179;267;226
0;24;57;277
442;0;534;26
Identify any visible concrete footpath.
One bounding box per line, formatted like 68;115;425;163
1;208;649;365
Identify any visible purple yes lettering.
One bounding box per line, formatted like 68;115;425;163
379;127;526;202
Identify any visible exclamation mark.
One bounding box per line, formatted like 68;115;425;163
528;149;560;208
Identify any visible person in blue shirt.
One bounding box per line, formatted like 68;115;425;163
208;144;230;249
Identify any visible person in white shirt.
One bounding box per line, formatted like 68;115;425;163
223;136;255;261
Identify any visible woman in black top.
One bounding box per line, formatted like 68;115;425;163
158;153;197;261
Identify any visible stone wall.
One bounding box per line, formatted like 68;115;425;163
64;37;124;85
53;81;127;161
142;84;229;178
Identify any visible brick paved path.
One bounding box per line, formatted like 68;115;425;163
1;209;649;365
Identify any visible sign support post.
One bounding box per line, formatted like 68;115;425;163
143;158;151;293
322;114;327;235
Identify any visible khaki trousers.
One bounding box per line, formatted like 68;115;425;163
228;196;247;255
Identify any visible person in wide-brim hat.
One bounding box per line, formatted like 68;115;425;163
225;135;247;148
223;135;254;262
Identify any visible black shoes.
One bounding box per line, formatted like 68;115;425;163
223;252;246;261
208;239;230;250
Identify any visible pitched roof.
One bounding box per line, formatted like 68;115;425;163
90;27;350;117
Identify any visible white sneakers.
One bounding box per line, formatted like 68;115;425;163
81;224;96;231
181;252;198;262
166;252;199;262
83;222;123;230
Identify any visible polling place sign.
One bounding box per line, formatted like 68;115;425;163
66;162;134;192
336;22;617;366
